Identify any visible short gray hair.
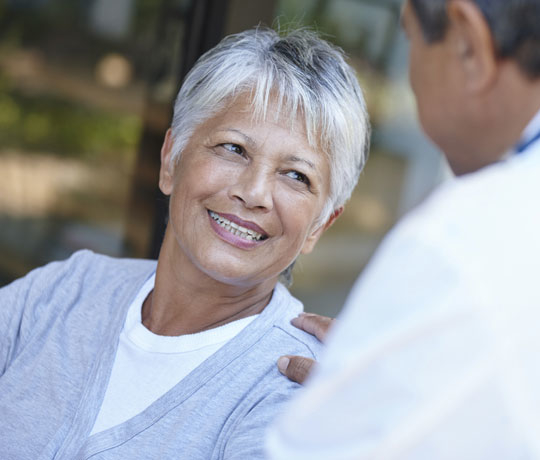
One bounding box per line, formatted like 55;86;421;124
410;0;540;78
170;27;370;224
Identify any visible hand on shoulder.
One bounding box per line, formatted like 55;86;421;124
277;313;335;384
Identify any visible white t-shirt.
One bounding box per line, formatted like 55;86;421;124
267;110;540;459
91;274;257;434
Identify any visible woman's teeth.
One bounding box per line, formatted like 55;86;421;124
209;211;266;241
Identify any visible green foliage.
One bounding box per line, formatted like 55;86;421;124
0;76;141;161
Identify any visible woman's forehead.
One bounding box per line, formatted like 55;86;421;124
219;91;323;149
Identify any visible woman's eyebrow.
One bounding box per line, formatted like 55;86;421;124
286;155;316;170
218;130;317;169
219;128;257;149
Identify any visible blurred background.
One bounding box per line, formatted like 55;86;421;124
0;0;449;316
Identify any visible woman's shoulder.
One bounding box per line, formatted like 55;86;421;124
262;284;324;361
24;249;156;287
1;250;156;338
270;319;323;361
64;248;156;274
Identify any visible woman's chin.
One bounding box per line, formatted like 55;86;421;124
194;258;281;289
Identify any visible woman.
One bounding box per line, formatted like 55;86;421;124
0;27;369;459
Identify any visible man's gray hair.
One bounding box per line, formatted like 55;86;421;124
169;27;370;224
410;0;540;78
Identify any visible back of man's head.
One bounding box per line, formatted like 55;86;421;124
410;0;540;79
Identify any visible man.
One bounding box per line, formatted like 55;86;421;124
267;0;540;458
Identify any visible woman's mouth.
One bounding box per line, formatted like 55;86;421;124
208;210;268;242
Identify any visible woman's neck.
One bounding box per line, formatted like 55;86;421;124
141;232;277;336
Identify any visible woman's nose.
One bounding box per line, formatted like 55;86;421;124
228;166;274;211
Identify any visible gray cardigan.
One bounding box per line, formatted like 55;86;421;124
0;250;321;459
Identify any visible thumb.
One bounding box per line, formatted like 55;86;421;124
277;355;316;385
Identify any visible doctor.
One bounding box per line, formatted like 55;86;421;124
268;0;540;458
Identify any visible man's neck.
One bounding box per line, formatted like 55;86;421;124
451;66;540;175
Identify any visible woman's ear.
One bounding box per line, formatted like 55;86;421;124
300;207;344;255
447;0;498;93
159;128;175;196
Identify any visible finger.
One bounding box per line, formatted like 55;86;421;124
277;355;316;385
290;313;335;342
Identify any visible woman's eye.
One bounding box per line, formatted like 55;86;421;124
221;143;244;155
285;170;310;186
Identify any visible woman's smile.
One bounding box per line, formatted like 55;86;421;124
208;210;268;249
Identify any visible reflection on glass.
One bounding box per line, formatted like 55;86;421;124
0;0;178;284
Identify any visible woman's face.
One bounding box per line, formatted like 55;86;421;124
159;95;332;287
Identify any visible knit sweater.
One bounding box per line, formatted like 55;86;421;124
0;250;321;459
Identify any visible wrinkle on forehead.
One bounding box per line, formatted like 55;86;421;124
228;89;325;155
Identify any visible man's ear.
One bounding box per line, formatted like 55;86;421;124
301;207;344;255
159;128;175;196
448;0;498;93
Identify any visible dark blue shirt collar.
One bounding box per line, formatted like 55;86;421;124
515;108;540;154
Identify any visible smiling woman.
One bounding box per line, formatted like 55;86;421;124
0;27;370;459
158;95;332;301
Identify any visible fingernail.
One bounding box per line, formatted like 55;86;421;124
277;357;290;374
291;315;302;326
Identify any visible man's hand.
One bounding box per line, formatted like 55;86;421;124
277;313;335;384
